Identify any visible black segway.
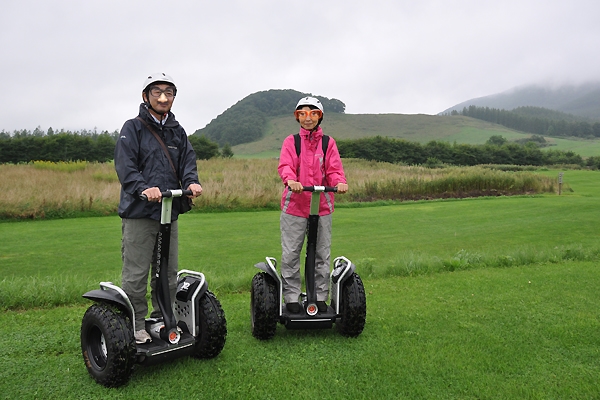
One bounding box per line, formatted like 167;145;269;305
80;189;227;388
251;186;366;340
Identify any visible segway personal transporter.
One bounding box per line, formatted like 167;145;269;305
251;186;366;340
80;189;227;388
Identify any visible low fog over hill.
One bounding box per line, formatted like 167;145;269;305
441;82;600;120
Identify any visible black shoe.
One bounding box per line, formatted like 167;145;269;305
286;302;301;313
317;301;328;313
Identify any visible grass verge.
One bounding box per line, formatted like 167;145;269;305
1;170;598;310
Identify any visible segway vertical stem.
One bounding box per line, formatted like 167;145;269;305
304;213;318;308
303;186;336;315
148;189;190;343
155;213;176;341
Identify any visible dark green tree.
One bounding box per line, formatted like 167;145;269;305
221;143;234;158
188;135;220;160
486;135;508;146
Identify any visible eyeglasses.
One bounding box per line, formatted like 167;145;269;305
294;109;323;119
149;87;176;98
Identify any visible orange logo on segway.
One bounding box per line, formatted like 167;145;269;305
169;331;179;343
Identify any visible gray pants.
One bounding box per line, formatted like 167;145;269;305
121;218;179;328
280;212;332;304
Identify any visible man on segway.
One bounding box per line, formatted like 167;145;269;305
114;72;202;344
81;73;225;388
277;96;348;314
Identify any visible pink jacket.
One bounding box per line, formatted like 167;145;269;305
278;126;347;218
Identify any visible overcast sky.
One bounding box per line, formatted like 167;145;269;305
3;0;599;134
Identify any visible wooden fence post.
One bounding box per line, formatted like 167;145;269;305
558;172;563;195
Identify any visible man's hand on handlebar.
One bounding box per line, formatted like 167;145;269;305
141;187;162;202
188;183;203;198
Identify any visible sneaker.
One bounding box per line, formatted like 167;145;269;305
286;302;301;313
135;329;152;344
317;301;328;313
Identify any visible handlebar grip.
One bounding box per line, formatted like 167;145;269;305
139;189;193;201
302;186;338;193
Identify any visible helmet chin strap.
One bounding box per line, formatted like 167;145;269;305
143;94;167;123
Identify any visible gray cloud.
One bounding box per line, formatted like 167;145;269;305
2;0;599;133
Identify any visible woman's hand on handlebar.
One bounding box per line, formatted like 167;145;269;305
336;183;348;194
287;179;304;194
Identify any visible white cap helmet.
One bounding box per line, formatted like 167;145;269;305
142;72;177;92
295;96;323;112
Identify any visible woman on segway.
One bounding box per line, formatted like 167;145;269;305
277;96;348;314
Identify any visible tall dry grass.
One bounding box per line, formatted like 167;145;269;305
0;162;120;219
0;159;557;219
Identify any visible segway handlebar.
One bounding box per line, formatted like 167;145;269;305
139;189;193;200
302;186;338;193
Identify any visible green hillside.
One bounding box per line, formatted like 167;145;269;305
193;89;345;147
232;113;600;158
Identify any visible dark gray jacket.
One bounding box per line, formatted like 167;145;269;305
115;103;200;221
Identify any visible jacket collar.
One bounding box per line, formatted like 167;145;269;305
299;126;323;141
138;103;179;129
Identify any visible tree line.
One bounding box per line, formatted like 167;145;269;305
0;128;225;164
336;136;598;168
193;89;345;146
455;105;600;138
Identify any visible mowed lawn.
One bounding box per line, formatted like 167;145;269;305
0;169;599;398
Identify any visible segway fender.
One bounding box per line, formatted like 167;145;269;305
330;256;357;314
254;257;283;317
174;270;210;337
254;257;280;285
176;270;209;302
83;282;137;331
331;256;356;284
83;289;127;306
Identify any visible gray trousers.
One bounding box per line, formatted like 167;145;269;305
121;218;179;328
280;212;332;304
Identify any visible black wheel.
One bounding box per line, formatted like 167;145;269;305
81;303;136;388
193;290;227;359
250;272;278;340
336;273;367;337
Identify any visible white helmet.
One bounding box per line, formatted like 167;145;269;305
295;96;323;112
142;72;177;91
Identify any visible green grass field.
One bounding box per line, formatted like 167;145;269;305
1;170;599;398
547;137;600;157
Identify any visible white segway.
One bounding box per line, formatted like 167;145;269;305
80;189;227;387
250;186;366;340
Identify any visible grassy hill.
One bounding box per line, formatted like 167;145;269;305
232;113;600;158
193;87;600;158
